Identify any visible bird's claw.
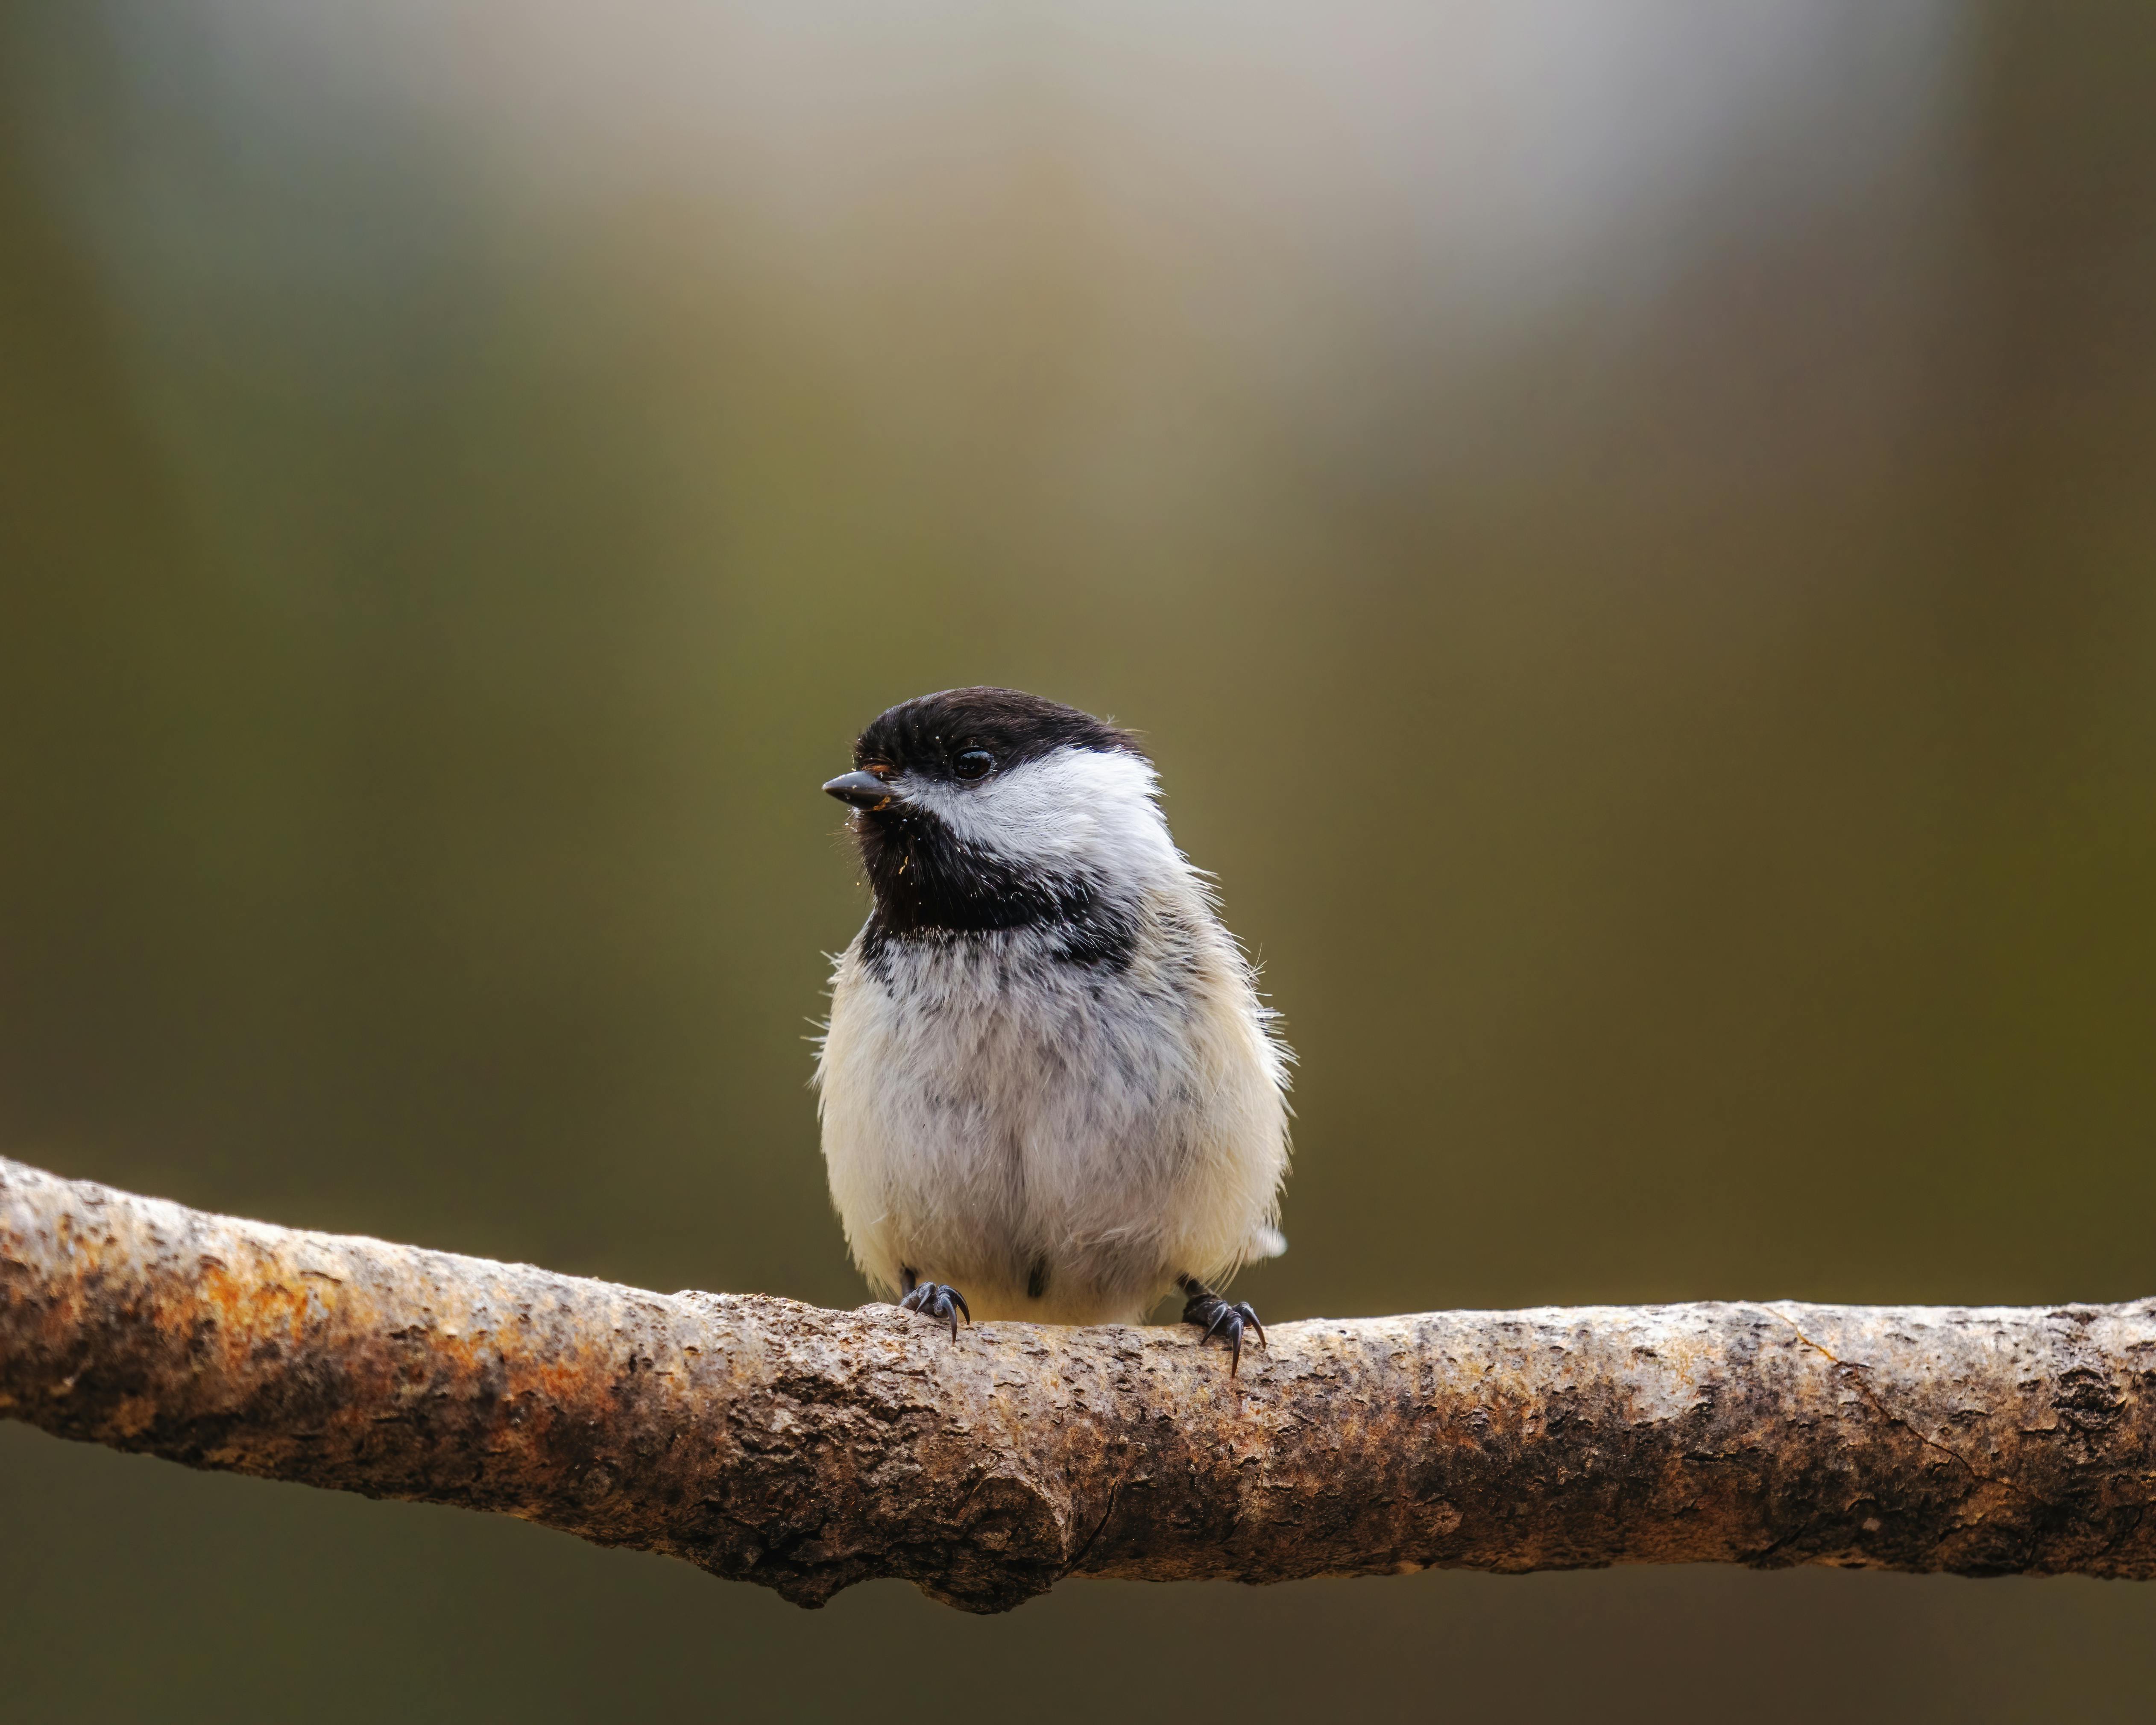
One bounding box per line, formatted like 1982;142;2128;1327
1181;1285;1266;1377
899;1280;970;1341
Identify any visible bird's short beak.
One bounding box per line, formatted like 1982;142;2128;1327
823;770;896;811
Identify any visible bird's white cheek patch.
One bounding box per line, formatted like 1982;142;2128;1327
898;748;1178;881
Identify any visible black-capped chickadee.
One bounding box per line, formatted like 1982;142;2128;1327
814;687;1291;1371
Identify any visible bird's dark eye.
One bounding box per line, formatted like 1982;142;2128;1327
953;749;995;781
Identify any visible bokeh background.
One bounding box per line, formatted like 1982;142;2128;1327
5;1;2155;1718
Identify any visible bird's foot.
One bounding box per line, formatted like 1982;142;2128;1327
898;1271;970;1341
1177;1275;1265;1376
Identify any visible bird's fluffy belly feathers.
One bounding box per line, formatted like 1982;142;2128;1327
817;893;1287;1325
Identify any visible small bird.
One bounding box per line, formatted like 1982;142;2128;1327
814;687;1290;1371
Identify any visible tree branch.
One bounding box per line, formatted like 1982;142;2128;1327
4;1156;2154;1612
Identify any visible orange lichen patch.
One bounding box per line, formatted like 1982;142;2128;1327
192;1261;320;1348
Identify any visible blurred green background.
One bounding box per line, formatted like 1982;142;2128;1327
4;1;2155;1718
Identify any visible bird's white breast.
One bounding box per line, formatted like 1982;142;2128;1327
816;877;1288;1325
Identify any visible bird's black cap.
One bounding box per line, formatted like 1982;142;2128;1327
850;687;1142;780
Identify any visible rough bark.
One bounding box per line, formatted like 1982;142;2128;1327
4;1156;2155;1612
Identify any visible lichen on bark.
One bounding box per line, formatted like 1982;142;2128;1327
5;1156;2155;1612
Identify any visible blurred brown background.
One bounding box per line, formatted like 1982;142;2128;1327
4;2;2155;1718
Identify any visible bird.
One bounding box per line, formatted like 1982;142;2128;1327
813;686;1291;1373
